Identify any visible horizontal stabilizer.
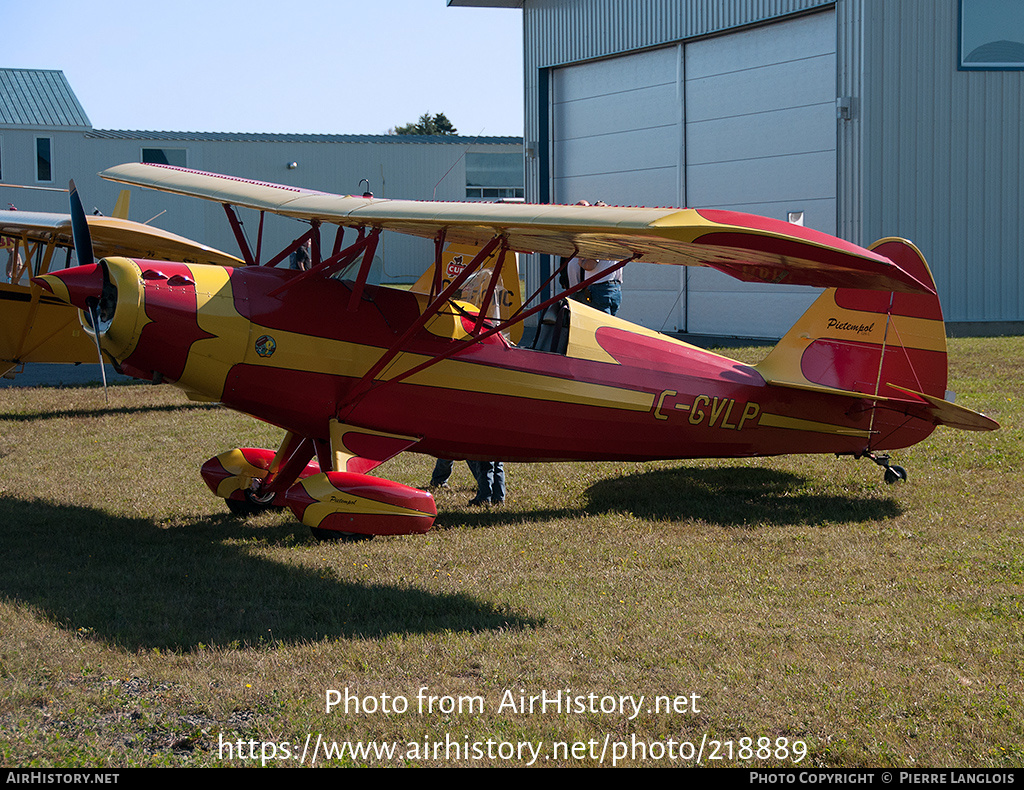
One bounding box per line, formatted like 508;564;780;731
763;378;998;432
886;384;999;431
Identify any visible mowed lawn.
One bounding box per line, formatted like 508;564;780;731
0;336;1020;767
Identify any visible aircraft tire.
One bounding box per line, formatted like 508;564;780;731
884;466;907;485
225;489;275;516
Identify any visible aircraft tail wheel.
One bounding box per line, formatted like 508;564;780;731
884;465;907;485
861;451;908;485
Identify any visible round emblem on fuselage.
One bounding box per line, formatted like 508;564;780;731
255;334;277;358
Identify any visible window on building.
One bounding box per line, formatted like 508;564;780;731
142;148;187;167
960;0;1024;69
36;137;52;182
465;152;524;200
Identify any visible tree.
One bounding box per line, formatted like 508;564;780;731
391;112;458;136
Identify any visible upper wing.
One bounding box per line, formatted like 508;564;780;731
100;163;933;294
0;209;244;267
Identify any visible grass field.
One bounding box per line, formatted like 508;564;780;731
0;336;1021;768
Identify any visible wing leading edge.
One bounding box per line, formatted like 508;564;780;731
100;162;932;294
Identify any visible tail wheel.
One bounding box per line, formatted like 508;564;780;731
860;451;908;485
884;465;907;485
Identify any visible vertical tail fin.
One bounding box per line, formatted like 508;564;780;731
756;237;948;400
111;190;131;220
754;238;971;449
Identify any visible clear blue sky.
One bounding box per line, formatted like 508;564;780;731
4;0;524;137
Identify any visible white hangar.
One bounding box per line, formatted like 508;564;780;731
454;0;1024;338
0;68;523;286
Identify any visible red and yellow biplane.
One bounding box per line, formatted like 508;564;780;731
35;163;998;540
1;192;242;379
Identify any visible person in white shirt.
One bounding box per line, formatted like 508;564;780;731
577;257;622;316
566;200;622;316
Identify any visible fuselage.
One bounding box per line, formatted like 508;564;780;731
47;257;909;462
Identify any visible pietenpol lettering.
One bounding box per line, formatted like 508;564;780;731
827;317;876;335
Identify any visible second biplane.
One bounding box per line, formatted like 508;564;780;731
0;190;242;378
35;163;998;540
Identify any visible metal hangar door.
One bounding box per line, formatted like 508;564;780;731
549;9;837;338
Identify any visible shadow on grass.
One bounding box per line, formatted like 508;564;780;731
585;464;903;526
0;401;221;423
0;495;539;652
436;464;902;530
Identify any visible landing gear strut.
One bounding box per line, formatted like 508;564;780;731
863;452;907;485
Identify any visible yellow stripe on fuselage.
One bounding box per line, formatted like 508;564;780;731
173;265;656;414
241;330;656;413
393;355;657;412
758;412;872;438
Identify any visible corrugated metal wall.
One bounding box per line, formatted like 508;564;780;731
524;0;834;66
522;0;1023;327
523;0;835;199
835;0;863;246
521;0;837;311
857;0;1024;325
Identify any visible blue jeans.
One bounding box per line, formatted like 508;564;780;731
588;281;621;315
431;458;475;486
468;460;505;503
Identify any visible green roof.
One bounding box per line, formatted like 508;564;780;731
0;69;91;128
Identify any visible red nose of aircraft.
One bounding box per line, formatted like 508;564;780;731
33;264;105;310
